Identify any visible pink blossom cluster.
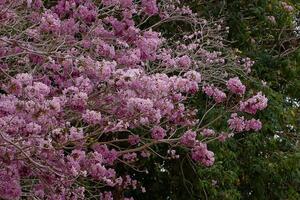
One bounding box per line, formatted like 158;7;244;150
227;113;262;133
128;135;140;145
239;57;255;73
151;126;167;140
180;130;197;147
180;131;215;166
202;85;227;103
240;92;268;114
191;142;215;167
198;49;225;64
226;77;246;95
201;129;216;137
281;1;294;12
0;0;268;199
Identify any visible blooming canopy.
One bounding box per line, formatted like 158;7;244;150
0;0;267;199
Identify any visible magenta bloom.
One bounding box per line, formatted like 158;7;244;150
151;126;166;140
226;77;246;95
240;92;268;114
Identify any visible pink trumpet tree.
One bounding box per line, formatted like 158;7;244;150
0;0;267;199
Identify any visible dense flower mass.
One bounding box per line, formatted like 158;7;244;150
0;0;267;199
151;126;167;140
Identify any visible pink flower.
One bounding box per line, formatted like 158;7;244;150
240;92;268;114
192;142;214;166
141;150;151;158
177;55;192;68
75;76;94;94
25;122;41;134
184;70;202;83
100;191;113;200
71;92;88;110
47;97;63;112
120;0;133;8
203;85;226;103
92;144;118;165
32;0;43;10
241;57;255;73
128;135;140;145
25;82;50;99
137;30;161;61
96;40;115;58
123;153;137;162
245;118;262;131
60;18;79;36
69;127;84;141
201;129;215;137
0;95;17;114
27;0;33;8
217;133;231;142
227;113;245;133
226;77;246;95
281;2;294;12
77;5;97;23
0;172;22;200
180;130;197;147
82;110;102;125
151;126;166;140
141;0;158;15
228;113;262;133
15;73;33;86
7;79;22;96
100;61;116;80
40;11;61;34
285;5;294;12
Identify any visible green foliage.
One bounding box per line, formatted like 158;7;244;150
43;0;58;8
197;1;300;199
